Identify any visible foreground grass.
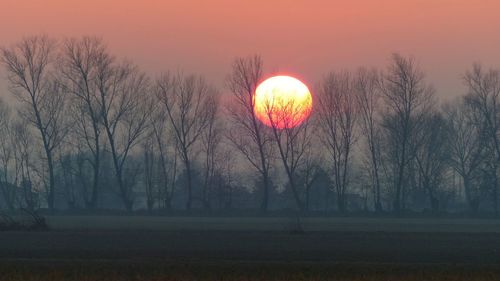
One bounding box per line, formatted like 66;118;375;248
2;262;500;281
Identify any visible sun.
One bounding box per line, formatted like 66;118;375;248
253;75;312;129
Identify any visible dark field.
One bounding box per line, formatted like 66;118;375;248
3;216;500;280
4;262;500;281
4;229;500;263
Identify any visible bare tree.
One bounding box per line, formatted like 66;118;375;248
298;142;323;211
60;36;107;209
445;99;486;212
0;100;16;210
463;63;500;214
262;90;313;211
414;112;450;213
226;56;274;212
141;105;181;213
1;35;69;210
379;54;434;213
155;73;217;210
150;108;178;210
317;71;357;213
355;68;384;212
58;150;78;209
142;129;157;213
200;97;220;209
212;146;236;210
97;60;153;211
12;121;39;210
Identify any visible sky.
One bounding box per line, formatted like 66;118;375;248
1;0;500;100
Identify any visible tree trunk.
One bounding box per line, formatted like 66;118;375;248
164;198;172;211
46;150;55;211
260;172;270;212
373;158;383;213
0;182;14;211
89;138;100;209
147;199;154;214
463;176;480;213
430;196;439;214
184;157;193;210
494;170;498;217
116;169;133;212
305;186;310;211
337;195;346;213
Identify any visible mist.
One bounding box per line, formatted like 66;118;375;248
2;1;500;280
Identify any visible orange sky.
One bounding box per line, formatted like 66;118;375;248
1;0;500;99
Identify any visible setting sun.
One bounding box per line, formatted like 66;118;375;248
253;75;313;129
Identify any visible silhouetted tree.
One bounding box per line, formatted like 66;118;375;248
60;36;108;209
212;147;236;209
463;64;500;214
1;35;69;210
379;54;434;213
297;142;323;211
414;112;450;213
226;56;274;212
200;96;220;209
445;99;486;213
12;120;39;210
58;152;78;209
150;107;179;210
317;71;358;213
142;129;157;213
0;100;16;210
263;90;313;211
155;73;217;210
97;61;153;211
355;68;384;212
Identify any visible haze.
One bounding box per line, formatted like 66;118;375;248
2;0;500;98
5;1;500;280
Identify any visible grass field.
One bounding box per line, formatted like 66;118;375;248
3;216;500;280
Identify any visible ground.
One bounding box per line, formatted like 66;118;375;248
2;216;500;280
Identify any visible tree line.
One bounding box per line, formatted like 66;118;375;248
0;35;497;215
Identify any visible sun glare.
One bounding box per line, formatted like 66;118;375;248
253;75;312;129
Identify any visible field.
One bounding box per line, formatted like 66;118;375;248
3;216;500;280
4;262;500;281
44;215;500;232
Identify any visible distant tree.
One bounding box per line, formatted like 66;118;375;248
150;107;178;210
97;61;153;211
477;142;498;213
1;35;69;210
463;63;500;214
60;36;108;209
355;68;384;212
155;73;217;210
0;100;16;210
58;151;78;209
317;71;358;213
414;112;450;213
212;146;236;210
142;131;157;213
445;99;486;213
226;55;274;212
142;104;181;213
379;54;435;213
12;120;39;210
200;96;220;209
297;142;323;211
